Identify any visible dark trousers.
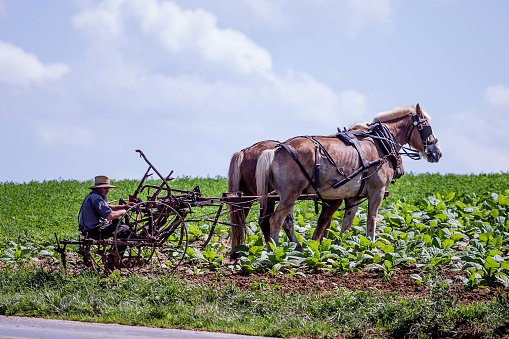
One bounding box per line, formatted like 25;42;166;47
84;219;131;240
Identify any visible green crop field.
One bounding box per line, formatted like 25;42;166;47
1;173;509;338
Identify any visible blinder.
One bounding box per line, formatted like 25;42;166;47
411;114;438;146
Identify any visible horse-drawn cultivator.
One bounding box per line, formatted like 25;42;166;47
55;149;273;273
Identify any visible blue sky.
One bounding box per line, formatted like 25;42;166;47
1;0;508;183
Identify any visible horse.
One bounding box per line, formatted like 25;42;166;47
227;140;344;253
256;104;442;245
227;121;377;252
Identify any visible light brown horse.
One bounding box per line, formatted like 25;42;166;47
256;104;442;245
227;140;343;252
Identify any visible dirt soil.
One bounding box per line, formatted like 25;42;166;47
21;258;509;304
176;266;509;304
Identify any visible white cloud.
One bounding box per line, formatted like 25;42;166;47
241;0;289;30
72;0;125;39
178;0;394;38
263;70;339;123
0;41;69;86
74;0;273;75
484;85;509;109
69;0;344;128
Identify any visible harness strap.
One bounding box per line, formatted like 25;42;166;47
332;158;384;189
278;143;325;202
345;131;370;169
305;136;347;177
371;123;404;179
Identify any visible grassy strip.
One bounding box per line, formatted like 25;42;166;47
1;266;509;338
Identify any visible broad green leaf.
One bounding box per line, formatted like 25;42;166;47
445;192;456;201
501;261;509;270
488;249;502;257
366;263;384;270
485;256;500;270
479;232;491;244
319;239;332;252
436;201;447;211
488;237;503;249
394;240;407;254
451;233;466;242
305;240;320;253
422;234;432;246
498;195;509;206
435;213;447;223
389;214;405;226
380;244;394;253
432;237;442;248
359;236;371;249
442;239;454;248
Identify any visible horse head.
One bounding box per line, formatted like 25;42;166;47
408;104;442;163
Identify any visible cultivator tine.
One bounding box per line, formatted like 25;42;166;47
201;204;223;250
54;233;67;270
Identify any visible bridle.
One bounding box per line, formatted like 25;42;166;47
400;113;438;160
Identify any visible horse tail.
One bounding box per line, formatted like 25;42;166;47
256;149;275;215
227;151;243;194
228;151;246;249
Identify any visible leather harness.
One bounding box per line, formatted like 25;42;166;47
277;121;403;205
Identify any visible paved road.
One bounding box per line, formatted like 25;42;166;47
0;316;273;339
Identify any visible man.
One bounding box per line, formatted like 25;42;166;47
79;175;131;239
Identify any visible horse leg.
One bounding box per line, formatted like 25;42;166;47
268;192;301;247
366;191;385;242
259;200;275;244
281;206;303;251
339;198;363;238
312;199;343;241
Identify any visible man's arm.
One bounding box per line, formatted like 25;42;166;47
105;209;127;220
109;204;128;211
106;202;135;220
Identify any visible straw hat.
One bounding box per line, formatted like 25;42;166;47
88;175;117;189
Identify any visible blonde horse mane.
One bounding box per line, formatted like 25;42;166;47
373;106;431;123
348;121;370;130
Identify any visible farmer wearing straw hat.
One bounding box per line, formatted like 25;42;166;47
78;175;132;239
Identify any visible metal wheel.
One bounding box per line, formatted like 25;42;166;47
78;237;117;273
114;202;157;273
115;201;188;273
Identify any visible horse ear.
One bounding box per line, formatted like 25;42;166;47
416;103;422;116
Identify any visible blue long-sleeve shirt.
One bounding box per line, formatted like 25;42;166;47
78;190;113;232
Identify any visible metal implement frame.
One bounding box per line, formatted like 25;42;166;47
55;149;318;273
